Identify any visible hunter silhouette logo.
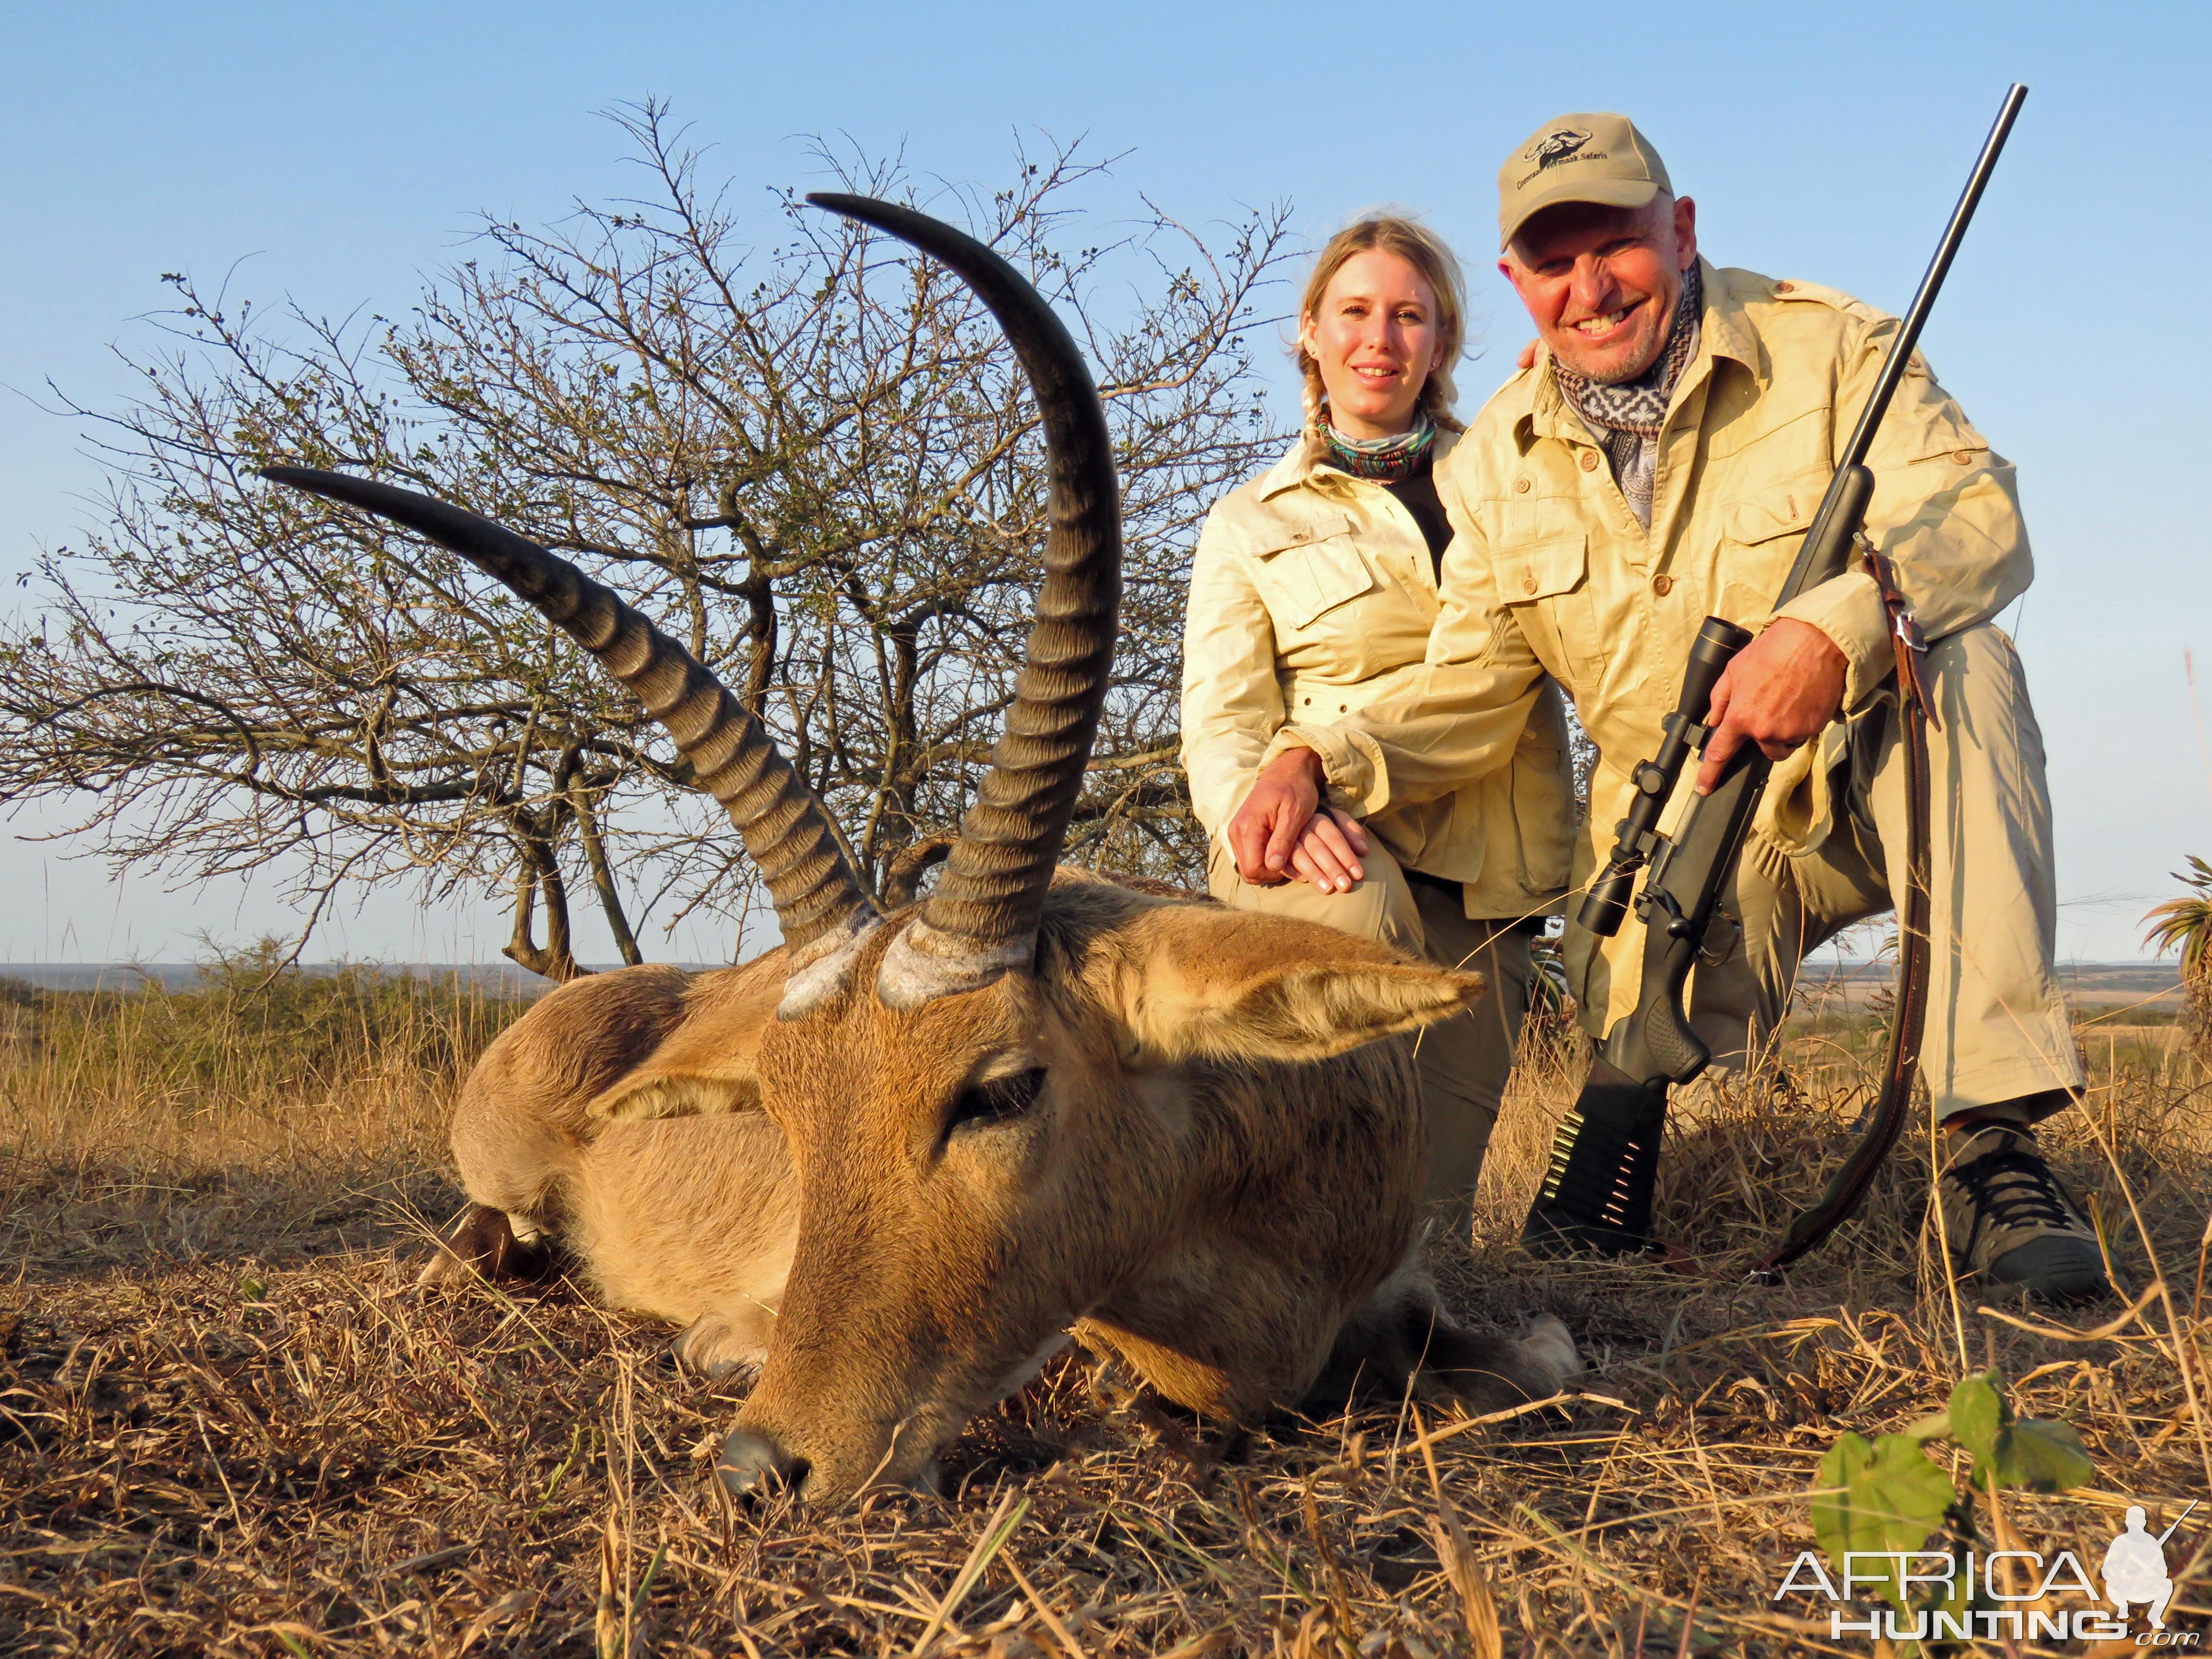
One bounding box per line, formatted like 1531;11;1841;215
1525;128;1594;169
2104;1503;2192;1630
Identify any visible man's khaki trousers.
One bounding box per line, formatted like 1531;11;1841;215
1207;837;1533;1239
1683;624;2083;1120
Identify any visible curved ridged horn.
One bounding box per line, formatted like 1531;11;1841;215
807;195;1122;1010
258;468;881;1005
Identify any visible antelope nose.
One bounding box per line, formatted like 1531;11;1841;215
716;1430;808;1499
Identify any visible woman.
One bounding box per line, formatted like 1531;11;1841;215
1179;214;1575;1236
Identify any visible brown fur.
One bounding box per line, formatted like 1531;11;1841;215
436;873;1575;1501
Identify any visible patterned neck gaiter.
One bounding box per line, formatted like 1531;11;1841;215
1322;409;1437;482
1551;263;1704;528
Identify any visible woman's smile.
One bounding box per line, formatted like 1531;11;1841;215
1300;247;1445;439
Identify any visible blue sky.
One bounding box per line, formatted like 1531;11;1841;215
1;0;2204;965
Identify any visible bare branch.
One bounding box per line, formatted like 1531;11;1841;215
2;119;1296;953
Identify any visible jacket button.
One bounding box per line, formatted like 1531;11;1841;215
1652;573;1674;596
1514;477;1531;493
1339;704;1348;713
1521;572;1538;595
1775;280;1795;293
1952;449;1974;465
1579;451;1599;472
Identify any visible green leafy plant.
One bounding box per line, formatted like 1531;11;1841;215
1812;1370;2093;1610
2144;854;2212;1055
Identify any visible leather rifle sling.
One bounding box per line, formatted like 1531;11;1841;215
1749;547;1938;1280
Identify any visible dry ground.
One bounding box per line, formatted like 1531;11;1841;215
2;963;2209;1657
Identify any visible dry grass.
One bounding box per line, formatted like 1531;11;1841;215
3;962;2210;1656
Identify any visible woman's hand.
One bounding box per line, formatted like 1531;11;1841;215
1230;752;1373;892
1288;807;1370;893
1227;749;1324;882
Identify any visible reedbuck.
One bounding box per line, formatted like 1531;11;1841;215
266;196;1574;1504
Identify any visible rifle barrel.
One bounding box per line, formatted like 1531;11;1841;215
1835;83;2027;474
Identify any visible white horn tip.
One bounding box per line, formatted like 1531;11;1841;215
874;919;1033;1010
775;911;886;1021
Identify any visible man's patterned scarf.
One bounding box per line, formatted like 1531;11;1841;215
1322;409;1437;482
1551;263;1704;527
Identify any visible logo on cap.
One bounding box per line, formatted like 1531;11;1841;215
1525;129;1594;170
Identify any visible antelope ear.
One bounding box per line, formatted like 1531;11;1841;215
587;1067;761;1121
584;963;780;1119
1112;904;1484;1066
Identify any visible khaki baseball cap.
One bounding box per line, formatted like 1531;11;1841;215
1497;112;1672;250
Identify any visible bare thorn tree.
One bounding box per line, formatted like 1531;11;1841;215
0;105;1295;978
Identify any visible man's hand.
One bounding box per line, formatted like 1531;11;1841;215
1695;618;1848;793
1228;748;1325;883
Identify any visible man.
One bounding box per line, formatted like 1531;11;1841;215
1229;111;2105;1300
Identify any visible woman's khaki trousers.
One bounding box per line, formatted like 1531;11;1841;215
1206;838;1532;1241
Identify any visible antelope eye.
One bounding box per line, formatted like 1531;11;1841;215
945;1067;1047;1135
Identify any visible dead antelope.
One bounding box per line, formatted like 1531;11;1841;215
265;194;1575;1505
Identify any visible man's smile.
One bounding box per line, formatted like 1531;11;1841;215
1568;302;1640;339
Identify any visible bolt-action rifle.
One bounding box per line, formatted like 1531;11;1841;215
1521;85;2028;1277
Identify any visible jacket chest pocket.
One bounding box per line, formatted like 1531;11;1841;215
1718;480;1822;627
1256;531;1376;632
1496;531;1599;692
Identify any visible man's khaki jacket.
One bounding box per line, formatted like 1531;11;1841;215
1181;428;1576;920
1262;259;2031;1022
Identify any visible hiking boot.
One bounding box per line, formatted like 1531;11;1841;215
1936;1123;2109;1301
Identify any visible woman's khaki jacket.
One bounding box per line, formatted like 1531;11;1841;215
1179;429;1575;921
